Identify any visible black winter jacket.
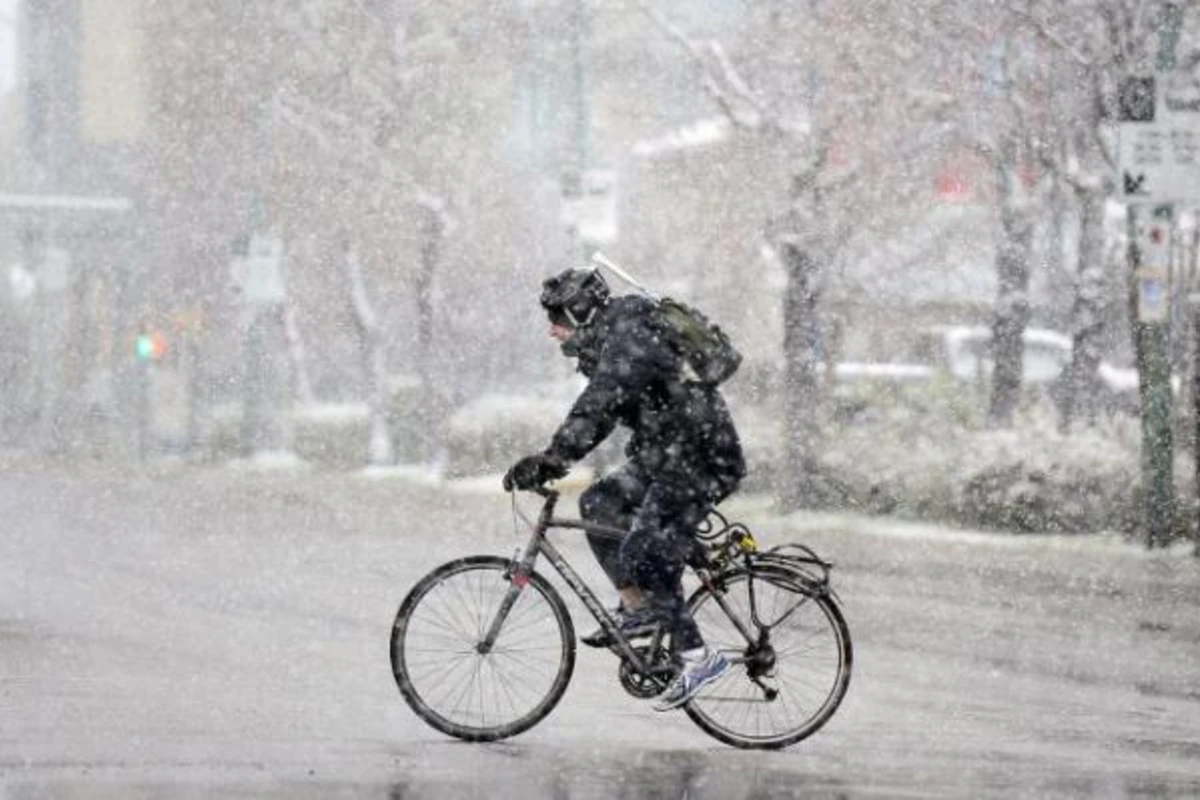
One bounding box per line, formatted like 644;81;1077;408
546;295;746;500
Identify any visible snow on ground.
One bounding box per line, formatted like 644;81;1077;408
2;465;1199;799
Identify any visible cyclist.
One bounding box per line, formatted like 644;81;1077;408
502;265;746;711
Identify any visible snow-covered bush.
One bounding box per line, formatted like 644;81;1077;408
205;402;373;468
440;379;629;479
441;386;577;478
385;374;427;463
199;375;431;468
291;403;371;469
740;377;1196;535
202;403;242;462
951;423;1139;533
821;386;1142;532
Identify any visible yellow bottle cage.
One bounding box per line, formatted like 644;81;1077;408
736;531;758;553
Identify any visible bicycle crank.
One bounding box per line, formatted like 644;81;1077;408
617;645;676;699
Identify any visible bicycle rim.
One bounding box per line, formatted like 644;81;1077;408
390;556;576;741
685;569;852;749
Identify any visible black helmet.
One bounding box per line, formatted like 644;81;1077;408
540;267;610;328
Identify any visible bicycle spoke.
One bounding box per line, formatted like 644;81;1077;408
452;658;482;722
492;644;562;676
774;664;835;703
475;569;488;641
405;649;474;680
416;653;479;710
489;660;522;717
490;654;543;708
416;594;473;645
431;584;481;644
404;650;475;678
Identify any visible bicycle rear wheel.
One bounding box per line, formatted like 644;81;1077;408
685;567;852;749
390;555;576;742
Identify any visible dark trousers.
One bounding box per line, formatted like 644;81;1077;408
579;463;721;653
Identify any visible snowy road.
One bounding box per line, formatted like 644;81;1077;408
1;466;1199;798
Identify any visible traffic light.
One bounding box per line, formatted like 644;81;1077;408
133;331;168;362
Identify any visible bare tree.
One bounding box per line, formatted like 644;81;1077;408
640;0;955;508
988;135;1039;429
920;4;1052;428
341;238;393;466
142;1;531;462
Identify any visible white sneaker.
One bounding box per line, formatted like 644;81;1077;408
653;649;730;712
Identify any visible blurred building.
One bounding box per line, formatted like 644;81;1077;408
1;0;144;451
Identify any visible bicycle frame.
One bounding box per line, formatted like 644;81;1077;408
480;487;665;674
480;487;764;677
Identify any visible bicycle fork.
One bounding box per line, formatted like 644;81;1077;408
478;534;545;654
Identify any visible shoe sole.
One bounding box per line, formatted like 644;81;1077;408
653;662;731;712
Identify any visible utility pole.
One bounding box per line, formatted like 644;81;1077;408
1131;203;1176;548
1120;4;1185;548
1191;289;1200;553
1146;3;1184;549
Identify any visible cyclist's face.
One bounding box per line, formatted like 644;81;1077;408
549;322;574;342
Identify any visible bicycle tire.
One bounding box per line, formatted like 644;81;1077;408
684;565;852;749
390;555;576;742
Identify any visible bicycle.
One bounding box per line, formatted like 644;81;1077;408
389;486;852;750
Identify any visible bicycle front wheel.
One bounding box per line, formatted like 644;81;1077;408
685;567;852;749
390;555;576;742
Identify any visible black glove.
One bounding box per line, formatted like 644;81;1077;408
503;453;568;492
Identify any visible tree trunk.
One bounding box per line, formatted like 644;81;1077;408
1059;186;1107;432
282;300;316;407
1045;177;1070;330
987;163;1034;429
343;241;394;466
414;202;445;465
778;239;823;510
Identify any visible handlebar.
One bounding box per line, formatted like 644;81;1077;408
507;484;561;527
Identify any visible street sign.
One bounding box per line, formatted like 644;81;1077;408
230;234;285;305
1138;269;1170;322
1140;216;1172;268
1136;212;1173;323
1119;71;1200;202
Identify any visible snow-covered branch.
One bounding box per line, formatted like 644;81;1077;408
273;87;452;230
633;0;794;137
1008;6;1093;67
342;241;393;465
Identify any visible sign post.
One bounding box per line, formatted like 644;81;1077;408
1191;291;1200;553
1117;4;1188;548
229;233;286;456
229;234;285;305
